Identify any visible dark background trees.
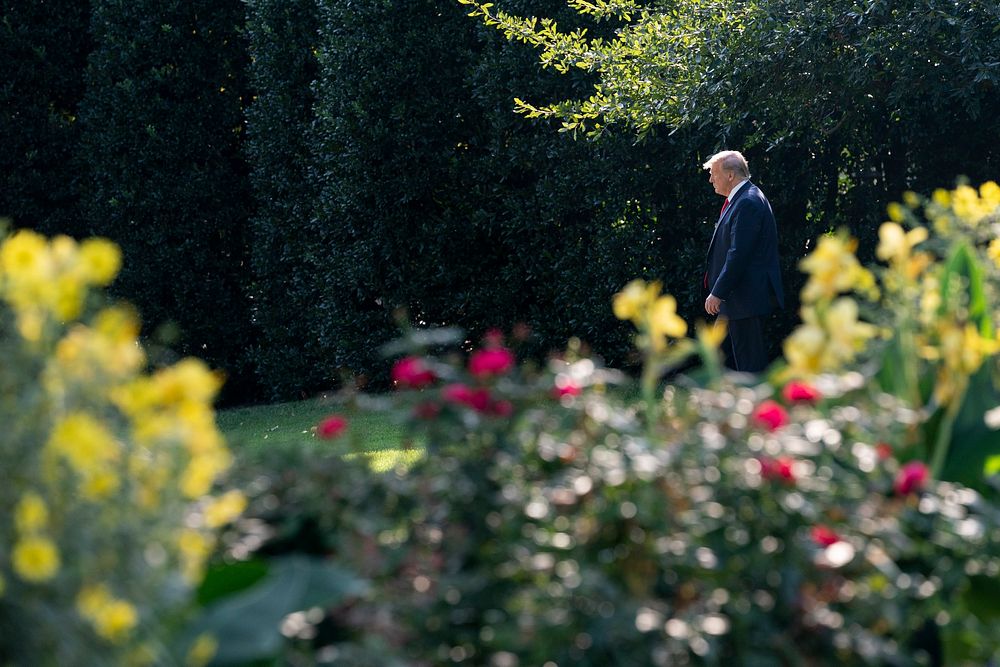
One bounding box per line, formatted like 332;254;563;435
1;0;997;404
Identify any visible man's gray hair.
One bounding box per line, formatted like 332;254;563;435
702;150;750;179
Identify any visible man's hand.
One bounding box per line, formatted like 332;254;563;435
705;294;723;316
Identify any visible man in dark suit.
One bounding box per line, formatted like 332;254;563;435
703;150;784;373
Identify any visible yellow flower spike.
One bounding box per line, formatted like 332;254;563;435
648;294;687;339
15;492;49;534
876;222;928;265
613;279;659;322
826;297;878;348
696;319;727;349
12;535;61;582
903;191;920;208
79;238;122;286
800;232;877;302
782;320;826;376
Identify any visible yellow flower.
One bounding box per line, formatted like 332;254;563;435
876;222;928;265
78;238;122;285
180;450;232;499
990;239;1000;269
94;599;139;642
80;468;121;501
154;358;224;407
938;322;1000;375
932;189;951;208
0;229;49;280
15;492;49;533
783;321;826;376
77;584;139;643
648;294;687;340
886;202;905;222
951;184;992;225
981;181;1000;209
799;233;877;302
203;489;247;529
186;633;219;667
824;297;878;359
48;412;120;475
613;279;660;322
12;535;60;582
177;529;214;583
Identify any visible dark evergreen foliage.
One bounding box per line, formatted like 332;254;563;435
0;0;90;237
77;0;258;402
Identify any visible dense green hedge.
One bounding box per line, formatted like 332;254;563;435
1;0;998;403
78;0;259;402
0;0;90;238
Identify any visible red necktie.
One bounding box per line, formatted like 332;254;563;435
720;198;730;216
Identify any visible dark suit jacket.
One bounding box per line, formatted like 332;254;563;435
706;181;784;320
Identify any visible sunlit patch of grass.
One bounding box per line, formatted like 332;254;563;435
218;397;419;471
345;446;426;473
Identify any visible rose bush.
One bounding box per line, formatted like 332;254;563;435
218;183;1000;665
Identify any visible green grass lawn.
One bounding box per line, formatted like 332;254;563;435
217;396;423;471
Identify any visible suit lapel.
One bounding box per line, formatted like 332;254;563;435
707;182;753;255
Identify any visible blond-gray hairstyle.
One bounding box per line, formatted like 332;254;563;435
702;150;750;179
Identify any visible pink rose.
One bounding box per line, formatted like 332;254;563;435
391;356;437;389
894;460;930;495
753;400;789;431
811;525;841;547
760;456;796;484
316;415;348;439
468;347;515;378
782;380;821;404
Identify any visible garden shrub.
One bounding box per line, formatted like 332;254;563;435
0;229;245;664
222;183;1000;665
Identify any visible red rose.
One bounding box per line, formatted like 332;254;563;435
811;525;841;547
894;460;930;495
782;380;821;404
875;442;894;460
391;356;437;389
442;383;492;412
753;400;789;431
760;456;796;483
468;347;515;378
490;399;514;417
316;415;348;439
552;382;582;399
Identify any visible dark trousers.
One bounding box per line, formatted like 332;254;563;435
722;316;767;373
